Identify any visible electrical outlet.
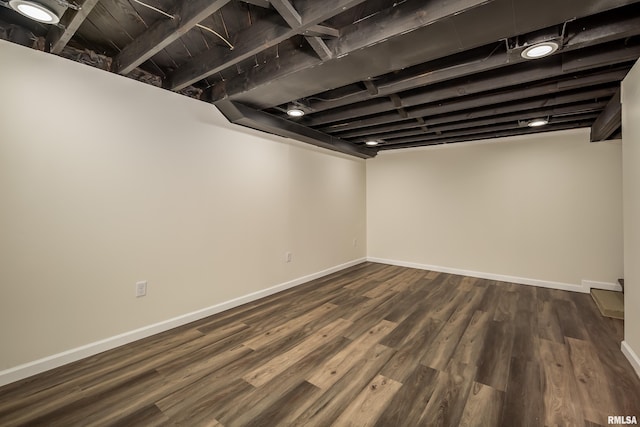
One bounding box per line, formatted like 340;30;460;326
285;252;292;263
136;281;147;297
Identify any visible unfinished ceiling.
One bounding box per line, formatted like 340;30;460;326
1;0;639;158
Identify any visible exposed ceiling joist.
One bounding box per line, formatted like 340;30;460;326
335;100;608;138
590;88;622;141
302;25;340;38
378;121;595;150
239;0;272;7
271;0;327;60
363;80;378;96
114;0;231;75
211;0;491;106
228;17;338;39
320;83;621;133
378;113;599;146
562;44;640;73
270;0;334;60
216;100;376;159
308;62;630;127
310;64;572;125
270;0;301;26
46;0;100;54
568;11;640;48
2;0;637;154
305;36;333;60
353;103;609;142
294;15;640;115
169;0;369;91
212;0;639;109
366;85;619;131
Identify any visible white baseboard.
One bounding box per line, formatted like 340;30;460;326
622;341;640;379
366;257;588;293
0;258;366;388
581;279;623;292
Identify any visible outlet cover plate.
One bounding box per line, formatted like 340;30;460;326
136;281;147;297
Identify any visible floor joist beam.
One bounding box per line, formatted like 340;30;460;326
114;0;231;75
169;0;368;91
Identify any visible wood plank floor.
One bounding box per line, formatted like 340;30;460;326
1;263;639;426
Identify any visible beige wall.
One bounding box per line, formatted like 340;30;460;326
623;59;640;371
1;37;633;381
0;40;366;371
367;129;623;288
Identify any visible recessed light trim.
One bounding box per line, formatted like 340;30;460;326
521;41;559;60
286;108;305;118
528;118;549;127
365;140;379;146
9;0;59;24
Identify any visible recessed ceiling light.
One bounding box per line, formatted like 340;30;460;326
9;0;59;24
528;118;549;127
286;108;305;117
365;140;379;146
521;41;559;60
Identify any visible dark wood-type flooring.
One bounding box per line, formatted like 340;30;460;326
1;263;639;426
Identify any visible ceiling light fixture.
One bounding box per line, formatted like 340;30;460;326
365;140;379;146
521;41;559;60
527;118;549;127
9;0;59;24
286;108;305;118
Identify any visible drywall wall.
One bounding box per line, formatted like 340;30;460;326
622;59;640;375
367;129;623;289
0;39;366;374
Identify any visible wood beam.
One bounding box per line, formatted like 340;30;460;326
590;89;621;142
46;0;100;54
389;94;408;119
310;61;569;125
378;121;595;150
238;0;271;7
306;36;333;60
215;100;376;159
562;44;640;73
270;0;301;26
353;105;608;142
363;80;378;96
307;51;633;127
303;25;340;38
268;0;333;59
302;14;640;114
339;100;608;139
211;0;489;106
319;80;622;133
389;94;403;109
169;0;368;91
210;0;640;109
568;11;640;49
378;113;599;145
114;0;231;75
396;82;617;126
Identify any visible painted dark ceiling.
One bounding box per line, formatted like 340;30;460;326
1;0;639;158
